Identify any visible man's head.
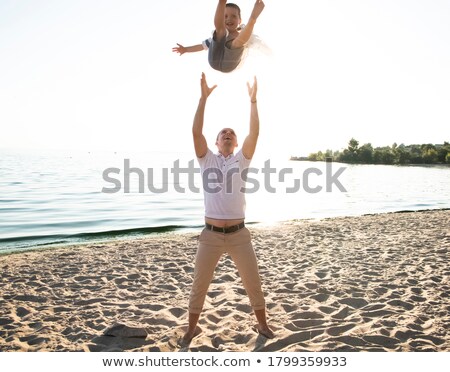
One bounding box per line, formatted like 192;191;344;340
216;128;238;156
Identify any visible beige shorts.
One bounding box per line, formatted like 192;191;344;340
188;227;266;314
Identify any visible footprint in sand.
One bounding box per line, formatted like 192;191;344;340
0;317;14;326
331;306;352;320
387;299;414;310
332;335;368;348
168;307;186;318
363;335;400;350
15;306;32;318
311;293;330;303
339;297;368;309
292;319;325;329
318;305;338;314
103;323;148;338
292;311;324;320
326;323;357;336
315;271;328;279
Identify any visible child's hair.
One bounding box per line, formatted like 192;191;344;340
226;3;241;19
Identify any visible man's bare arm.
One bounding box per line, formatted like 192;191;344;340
242;76;259;160
193;98;208;158
193;73;217;158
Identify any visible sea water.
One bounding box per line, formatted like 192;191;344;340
1;149;449;253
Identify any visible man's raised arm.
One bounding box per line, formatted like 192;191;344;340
242;76;260;160
193;73;217;158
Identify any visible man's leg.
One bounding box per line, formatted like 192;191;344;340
214;0;227;41
227;228;274;338
254;308;274;339
183;229;223;342
182;312;201;343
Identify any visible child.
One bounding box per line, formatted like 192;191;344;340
172;0;265;73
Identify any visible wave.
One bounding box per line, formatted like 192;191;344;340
0;224;202;254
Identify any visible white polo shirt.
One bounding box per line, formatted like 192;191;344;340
197;149;251;219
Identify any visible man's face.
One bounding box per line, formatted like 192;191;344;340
216;128;238;150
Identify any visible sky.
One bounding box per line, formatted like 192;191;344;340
1;0;449;157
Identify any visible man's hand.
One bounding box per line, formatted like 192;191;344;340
243;76;259;160
247;76;258;102
201;72;217;100
172;43;187;55
193;73;216;158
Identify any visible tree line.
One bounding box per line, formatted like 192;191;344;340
292;139;450;165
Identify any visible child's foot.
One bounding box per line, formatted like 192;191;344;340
250;0;265;21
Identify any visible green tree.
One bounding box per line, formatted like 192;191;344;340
358;143;373;164
348;138;359;153
394;144;411;164
339;138;360;163
423;148;438;164
437;142;450;163
304;140;449;165
409;145;423;164
421;144;438;164
373;148;383;164
380;146;395;164
325;149;334;160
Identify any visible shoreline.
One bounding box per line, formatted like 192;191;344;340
1;207;449;257
0;209;449;351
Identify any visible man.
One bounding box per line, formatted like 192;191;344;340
183;72;274;343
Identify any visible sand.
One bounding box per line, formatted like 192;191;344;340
0;209;449;352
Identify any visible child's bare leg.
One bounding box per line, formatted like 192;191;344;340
232;0;265;48
232;19;256;48
214;0;228;40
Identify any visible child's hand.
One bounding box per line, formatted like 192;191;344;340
172;43;187;55
250;0;265;21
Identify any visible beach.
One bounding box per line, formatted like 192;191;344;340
0;209;449;352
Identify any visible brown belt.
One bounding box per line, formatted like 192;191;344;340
205;222;245;234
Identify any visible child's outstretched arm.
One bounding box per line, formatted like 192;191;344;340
232;0;265;49
214;0;228;41
172;43;204;55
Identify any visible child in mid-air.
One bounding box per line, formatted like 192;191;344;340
172;0;265;73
